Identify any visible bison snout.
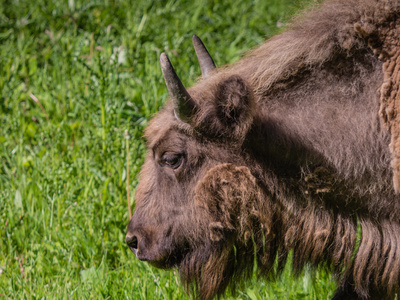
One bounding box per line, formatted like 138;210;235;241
125;230;152;262
125;234;138;256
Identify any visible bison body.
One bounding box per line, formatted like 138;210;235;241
126;0;400;299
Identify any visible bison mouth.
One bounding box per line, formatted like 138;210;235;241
126;233;189;269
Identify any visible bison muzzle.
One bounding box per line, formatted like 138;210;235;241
126;0;400;299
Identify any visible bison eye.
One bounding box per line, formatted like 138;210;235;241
159;152;183;169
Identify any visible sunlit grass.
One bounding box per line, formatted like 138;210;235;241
0;0;335;298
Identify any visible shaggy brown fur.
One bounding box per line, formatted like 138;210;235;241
126;0;400;299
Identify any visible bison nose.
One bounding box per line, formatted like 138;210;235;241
126;234;138;255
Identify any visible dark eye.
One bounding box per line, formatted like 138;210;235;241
159;152;183;169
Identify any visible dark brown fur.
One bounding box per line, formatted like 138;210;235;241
126;0;400;299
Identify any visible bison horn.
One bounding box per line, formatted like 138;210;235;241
192;35;216;78
160;53;197;122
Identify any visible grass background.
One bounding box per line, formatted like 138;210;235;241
0;0;336;298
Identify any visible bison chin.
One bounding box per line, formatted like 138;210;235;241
177;163;280;300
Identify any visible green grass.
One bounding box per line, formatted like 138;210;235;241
0;0;335;298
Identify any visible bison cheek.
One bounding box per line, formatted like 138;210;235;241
195;163;262;244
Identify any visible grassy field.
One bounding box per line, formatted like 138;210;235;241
0;0;336;298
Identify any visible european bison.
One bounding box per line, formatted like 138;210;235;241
126;0;400;299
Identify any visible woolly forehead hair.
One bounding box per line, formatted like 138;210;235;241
144;104;193;150
144;109;174;150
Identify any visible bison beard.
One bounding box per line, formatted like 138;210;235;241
180;164;278;300
126;0;400;299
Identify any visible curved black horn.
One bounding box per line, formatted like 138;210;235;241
160;53;196;122
192;35;216;78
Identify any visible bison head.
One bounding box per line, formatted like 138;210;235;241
126;36;278;300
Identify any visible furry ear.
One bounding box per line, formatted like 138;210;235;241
194;75;255;143
214;75;253;128
195;163;270;244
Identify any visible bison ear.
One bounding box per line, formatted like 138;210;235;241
215;75;253;123
196;75;255;141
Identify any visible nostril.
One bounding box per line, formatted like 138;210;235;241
126;235;138;253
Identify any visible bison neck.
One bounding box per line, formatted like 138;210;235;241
231;50;398;287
